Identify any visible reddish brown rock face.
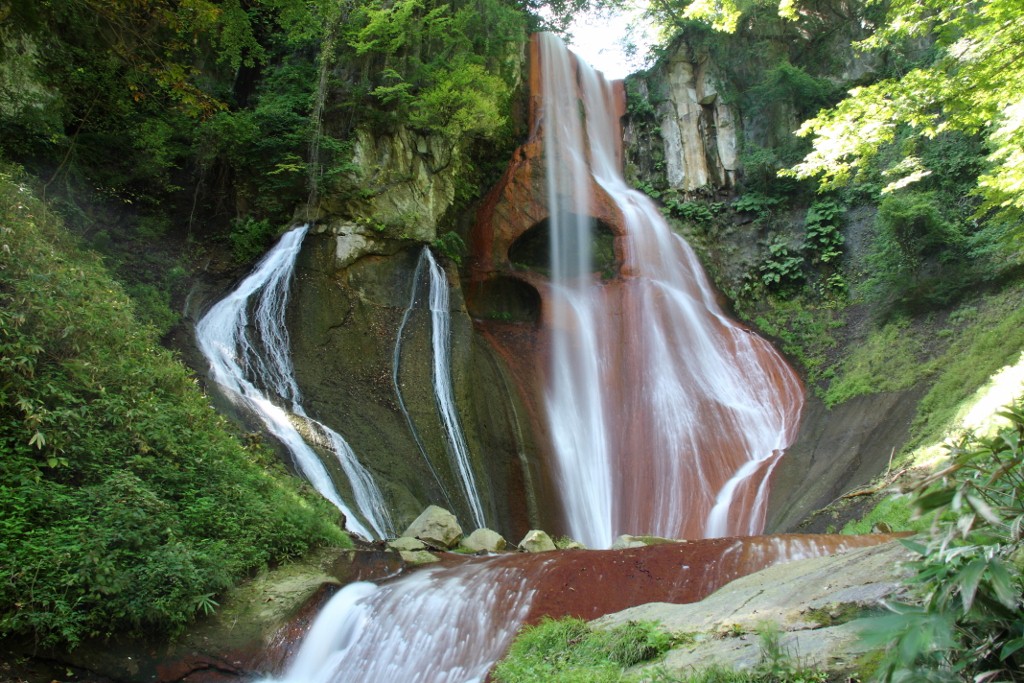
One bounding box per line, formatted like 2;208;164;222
469;35;804;546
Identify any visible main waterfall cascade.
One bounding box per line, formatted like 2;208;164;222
393;248;489;530
537;34;803;547
195;225;394;540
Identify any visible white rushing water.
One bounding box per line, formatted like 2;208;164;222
393;248;488;529
195;225;394;540
424;249;487;529
538;34;803;547
265;561;535;683
541;39;615;548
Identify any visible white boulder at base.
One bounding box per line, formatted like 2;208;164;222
518;529;556;553
461;528;508;553
402;505;463;549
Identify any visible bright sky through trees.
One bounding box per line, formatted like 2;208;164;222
567;4;653;79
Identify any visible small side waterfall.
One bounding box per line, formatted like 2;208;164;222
265;562;535;683
195;226;394;540
538;34;804;547
393;248;488;529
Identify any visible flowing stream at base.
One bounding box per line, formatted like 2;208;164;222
264;535;891;682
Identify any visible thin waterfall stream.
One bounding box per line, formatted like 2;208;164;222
393;248;488;529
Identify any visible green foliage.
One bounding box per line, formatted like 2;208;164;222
492;617;674;683
338;0;525;142
0;166;349;648
229;217;279;265
748;296;842;389
193;57;319;223
802;199;844;266
863;190;967;310
757;238;804;292
732;193;783;219
823;318;931;407
747;61;838;119
841;495;929;536
912;290;1024;445
788;0;1024;235
866;403;1024;682
662;195;725;224
432;231;467;266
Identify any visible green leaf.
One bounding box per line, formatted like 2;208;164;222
28;430;46;449
916;489;955;512
957;558;987;612
986;559;1018;609
966;494;1004;527
1000;637;1024;661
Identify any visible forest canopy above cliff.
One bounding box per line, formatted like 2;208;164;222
637;0;1024;235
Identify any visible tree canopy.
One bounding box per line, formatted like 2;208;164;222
784;0;1024;231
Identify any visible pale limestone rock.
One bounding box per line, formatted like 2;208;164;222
402;505;463;549
655;43;737;192
612;535;647;550
518;529;556;553
594;542;913;678
349;127;458;241
555;537;587;550
387;536;428;552
611;534;677;550
461;528;508;553
399;549;441;565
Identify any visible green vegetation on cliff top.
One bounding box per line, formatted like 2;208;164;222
0;165;350;649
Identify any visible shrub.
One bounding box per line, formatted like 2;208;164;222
864;190;967;309
0;166;349;648
866;400;1024;681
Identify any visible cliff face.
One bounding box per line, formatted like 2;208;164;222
284;224;538;535
625;41;739;193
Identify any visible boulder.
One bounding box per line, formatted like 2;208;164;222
461;528;508;553
611;534;676;550
518;529;556;553
402;505;463;549
593;541;913;679
399;550;441;566
387;536;428;552
554;537;587;550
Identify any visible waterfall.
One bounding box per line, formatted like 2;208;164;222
425;250;488;529
195;226;394;540
538;34;803;548
264;561;535;683
394;248;488;529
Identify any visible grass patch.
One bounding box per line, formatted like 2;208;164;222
491;617;676;683
840;494;929;535
823;318;933;407
910;286;1024;445
746;295;844;389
